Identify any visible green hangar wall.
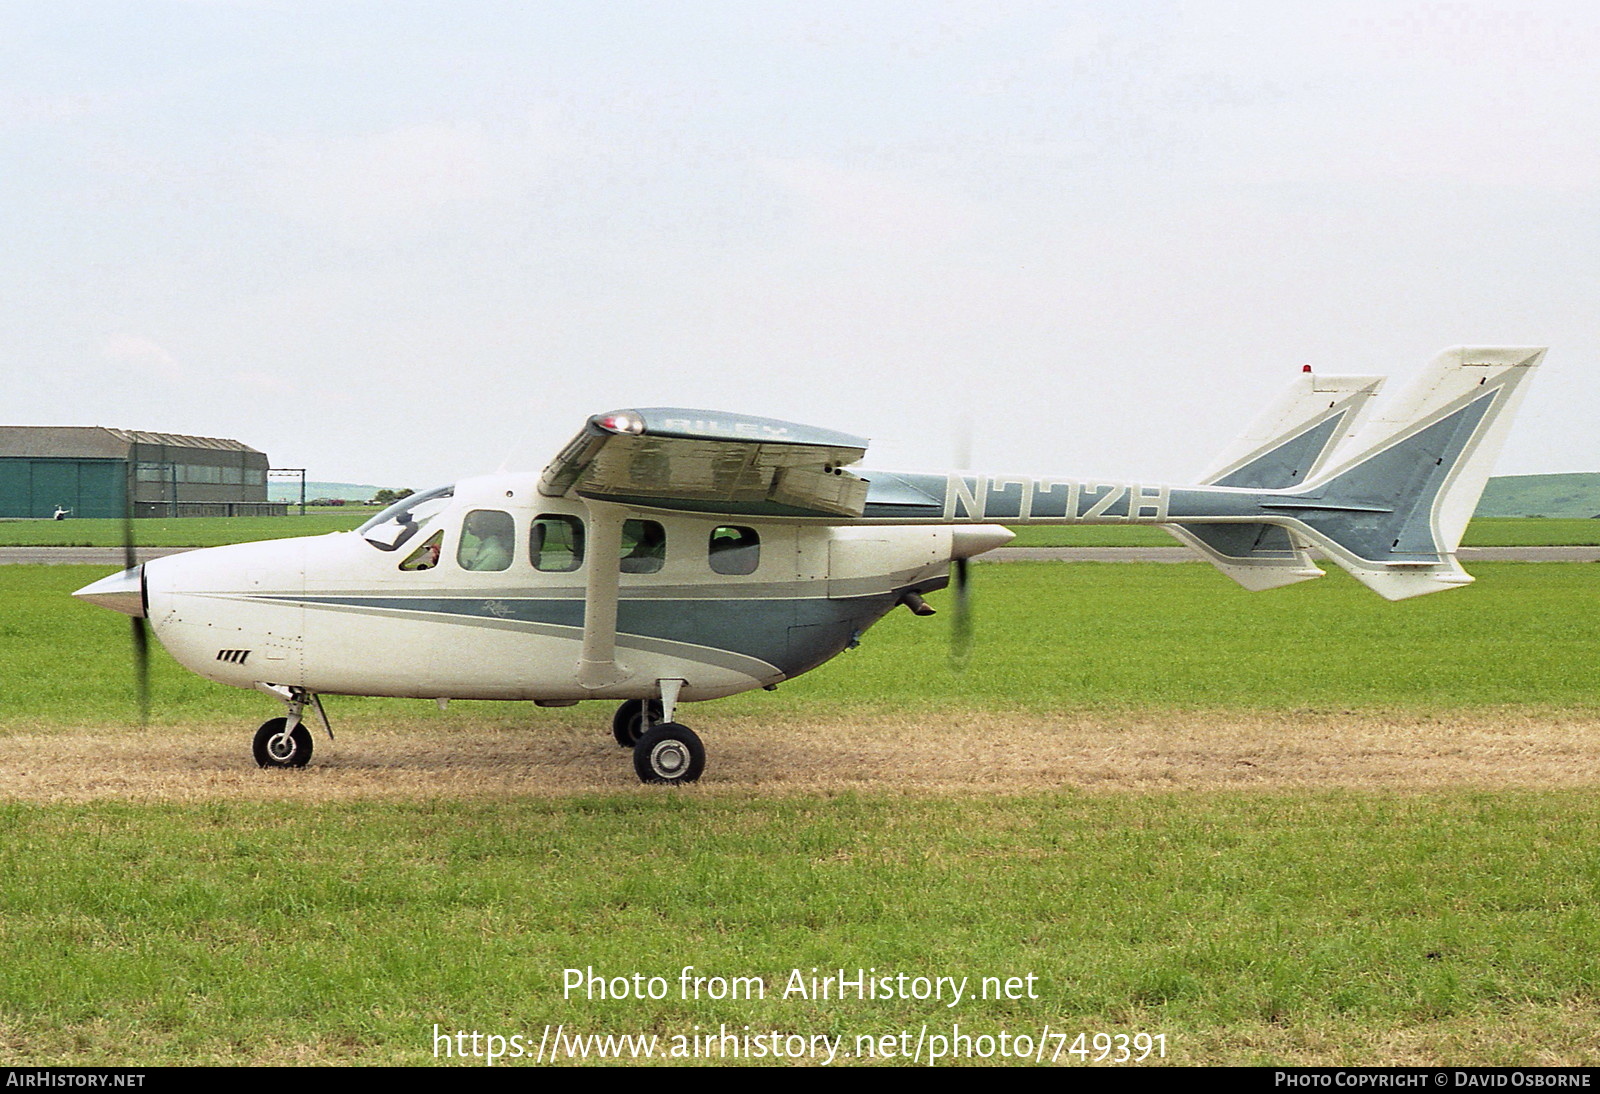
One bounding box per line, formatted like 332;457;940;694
0;427;284;519
0;457;126;519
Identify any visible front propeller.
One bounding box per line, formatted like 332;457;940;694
73;503;151;722
124;505;149;722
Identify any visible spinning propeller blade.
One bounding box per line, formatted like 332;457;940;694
121;500;150;723
946;526;1015;670
949;555;972;669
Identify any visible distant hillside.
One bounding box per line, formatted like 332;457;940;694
268;481;384;503
1475;473;1600;519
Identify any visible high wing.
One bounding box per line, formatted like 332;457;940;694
538;408;875;691
538;407;871;518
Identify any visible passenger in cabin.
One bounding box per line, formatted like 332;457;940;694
620;520;666;573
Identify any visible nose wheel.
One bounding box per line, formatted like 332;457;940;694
250;686;331;769
632;723;705;784
253;717;313;768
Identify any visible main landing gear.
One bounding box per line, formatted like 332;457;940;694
614;680;704;784
611;698;663;748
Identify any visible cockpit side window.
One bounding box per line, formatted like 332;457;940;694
620;519;666;574
531;514;585;572
398;530;443;571
458;509;515;572
709;525;760;575
358;484;454;552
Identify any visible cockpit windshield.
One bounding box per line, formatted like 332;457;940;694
357;484;455;552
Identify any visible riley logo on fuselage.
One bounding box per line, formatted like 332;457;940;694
942;474;1171;522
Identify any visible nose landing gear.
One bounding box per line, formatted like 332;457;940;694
251;685;332;769
253;717;313;767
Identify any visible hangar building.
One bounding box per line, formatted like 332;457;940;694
0;427;286;518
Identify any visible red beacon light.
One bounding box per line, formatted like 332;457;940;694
597;411;646;435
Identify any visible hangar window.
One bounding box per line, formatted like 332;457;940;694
709;526;760;575
458;510;514;572
181;464;222;484
620;519;666;574
358;484;454;552
531;514;585;572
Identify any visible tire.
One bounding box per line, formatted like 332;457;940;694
632;723;705;784
612;698;663;749
253;717;313;768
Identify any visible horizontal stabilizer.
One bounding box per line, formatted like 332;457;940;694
1175;371;1384;590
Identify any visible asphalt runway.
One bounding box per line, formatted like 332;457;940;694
7;545;1598;566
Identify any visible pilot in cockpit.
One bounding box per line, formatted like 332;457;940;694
459;510;514;572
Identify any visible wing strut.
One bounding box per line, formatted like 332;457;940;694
578;501;632;689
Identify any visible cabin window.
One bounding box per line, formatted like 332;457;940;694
457;509;514;572
620;519;666;573
398;530;443;571
708;525;760;575
531;514;585;572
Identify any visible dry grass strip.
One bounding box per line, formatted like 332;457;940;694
4;710;1599;802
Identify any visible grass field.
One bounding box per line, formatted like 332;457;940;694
12;561;1598;726
4;561;1599;1065
3;793;1599;1065
1005;517;1600;548
3;513;1599;548
0;510;379;547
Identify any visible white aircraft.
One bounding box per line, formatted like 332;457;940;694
75;346;1543;783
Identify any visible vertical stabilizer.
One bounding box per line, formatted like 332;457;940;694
1260;346;1545;600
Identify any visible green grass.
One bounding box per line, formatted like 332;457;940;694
8;561;1600;1065
1005;518;1600;548
2;513;1597;549
2;793;1598;1064
0;510;379;547
1460;518;1600;547
12;560;1598;728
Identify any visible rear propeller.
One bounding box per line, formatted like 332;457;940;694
950;416;975;669
946;526;1016;670
949;555;973;670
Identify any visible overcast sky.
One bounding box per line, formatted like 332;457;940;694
2;1;1595;488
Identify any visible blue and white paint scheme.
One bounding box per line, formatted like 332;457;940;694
72;346;1545;783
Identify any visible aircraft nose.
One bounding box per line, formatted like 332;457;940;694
951;524;1015;560
73;565;146;618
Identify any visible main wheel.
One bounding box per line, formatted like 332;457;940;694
612;698;663;749
253;717;313;768
632;723;705;784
